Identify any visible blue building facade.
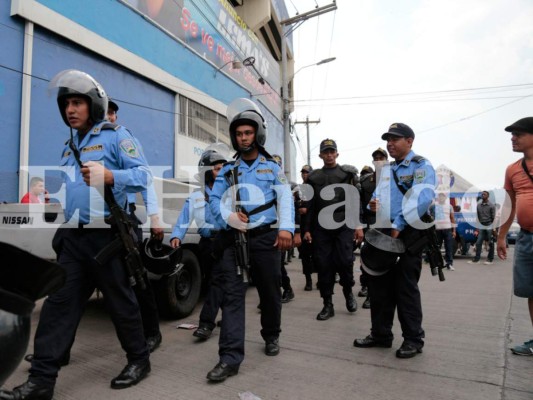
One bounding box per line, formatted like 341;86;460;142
0;0;293;202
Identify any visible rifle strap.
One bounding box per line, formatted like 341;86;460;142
232;164;242;203
230;164;277;217
391;168;408;195
521;158;533;184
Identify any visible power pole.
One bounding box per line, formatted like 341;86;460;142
294;117;320;166
280;2;337;180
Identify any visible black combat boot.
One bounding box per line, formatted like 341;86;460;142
343;288;357;313
304;275;312;291
281;288;295;303
316;297;334;321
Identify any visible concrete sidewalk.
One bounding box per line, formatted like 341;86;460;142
3;247;533;400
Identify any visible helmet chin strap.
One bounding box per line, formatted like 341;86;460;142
238;142;256;153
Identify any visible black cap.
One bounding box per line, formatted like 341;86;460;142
505;117;533;134
300;165;313;173
381;123;415;140
371;147;388;159
320;138;337;152
361;165;374;175
108;100;119;112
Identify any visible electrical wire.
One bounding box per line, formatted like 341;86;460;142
293;93;533;107
0;20;219;103
340;92;533;154
292;82;533;103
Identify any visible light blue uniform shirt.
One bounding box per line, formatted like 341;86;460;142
125;135;158;216
171;187;218;240
127;184;159;216
209;153;295;233
59;121;152;224
371;150;435;231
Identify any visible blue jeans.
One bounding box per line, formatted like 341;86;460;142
473;228;494;262
436;228;454;266
513;230;533;298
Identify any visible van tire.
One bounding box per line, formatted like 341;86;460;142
155;249;201;319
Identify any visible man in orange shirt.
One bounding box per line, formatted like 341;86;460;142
497;117;533;356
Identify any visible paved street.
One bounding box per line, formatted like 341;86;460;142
4;247;533;400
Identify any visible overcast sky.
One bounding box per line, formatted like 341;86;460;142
288;0;533;189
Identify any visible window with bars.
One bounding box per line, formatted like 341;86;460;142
178;96;229;145
218;116;231;147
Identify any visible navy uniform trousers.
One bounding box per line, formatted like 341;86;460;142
367;250;425;347
298;240;314;275
197;236;223;331
312;225;355;298
29;227;149;387
213;229;281;366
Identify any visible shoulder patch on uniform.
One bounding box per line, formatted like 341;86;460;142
414;169;426;183
277;172;288;184
119;139;139;158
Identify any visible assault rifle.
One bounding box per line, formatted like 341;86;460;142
94;185;147;290
227;167;250;282
401;214;445;282
421;214;446;282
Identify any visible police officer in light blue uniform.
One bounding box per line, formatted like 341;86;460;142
171;188;216;242
205;100;294;382
354;122;436;359
170;148;227;340
0;70;152;400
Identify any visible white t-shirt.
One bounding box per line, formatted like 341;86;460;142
434;202;453;230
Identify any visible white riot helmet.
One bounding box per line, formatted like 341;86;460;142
49;69;108;127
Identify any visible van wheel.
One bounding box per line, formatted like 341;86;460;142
155;249;201;319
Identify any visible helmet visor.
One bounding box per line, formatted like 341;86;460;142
48;69;106;100
204;142;231;162
226;97;262;122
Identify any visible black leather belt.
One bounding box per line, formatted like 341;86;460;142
248;225;275;238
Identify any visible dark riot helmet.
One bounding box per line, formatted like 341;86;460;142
198;149;228;186
226;98;267;153
50;69;108;127
141;238;183;275
198;149;228;172
360;229;406;276
0;242;66;386
229;110;267;152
